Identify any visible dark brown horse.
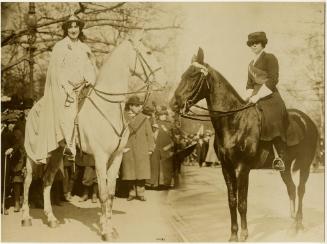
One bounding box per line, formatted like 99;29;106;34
169;49;318;241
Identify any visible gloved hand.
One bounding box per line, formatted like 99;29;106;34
5;148;13;156
244;89;254;102
249;95;260;103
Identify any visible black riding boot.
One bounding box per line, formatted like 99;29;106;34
272;137;286;171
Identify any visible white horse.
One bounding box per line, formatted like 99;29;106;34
21;37;166;241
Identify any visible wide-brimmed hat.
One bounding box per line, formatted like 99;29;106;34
247;31;268;47
62;14;85;30
126;96;143;106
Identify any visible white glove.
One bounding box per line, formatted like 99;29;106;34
245;89;254;102
249;95;260;103
5;148;13;156
249;85;272;103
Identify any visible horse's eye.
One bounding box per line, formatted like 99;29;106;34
146;51;152;55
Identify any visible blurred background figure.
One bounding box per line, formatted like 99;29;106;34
148;106;174;190
205;131;220;167
195;134;209;167
77;153;98;203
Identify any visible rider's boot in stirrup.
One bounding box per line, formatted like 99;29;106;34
272;137;286;172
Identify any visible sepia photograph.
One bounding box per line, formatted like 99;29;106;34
1;1;324;242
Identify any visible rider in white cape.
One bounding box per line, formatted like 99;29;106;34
25;14;97;164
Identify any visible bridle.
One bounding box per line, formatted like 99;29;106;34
177;65;255;122
75;38;165;142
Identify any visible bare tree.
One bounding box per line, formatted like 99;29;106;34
1;2;181;99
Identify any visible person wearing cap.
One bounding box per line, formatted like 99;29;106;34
29;13;97;163
149;106;175;189
121;96;155;201
245;31;288;171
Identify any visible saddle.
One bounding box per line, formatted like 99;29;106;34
256;105;305;147
255;111;306;169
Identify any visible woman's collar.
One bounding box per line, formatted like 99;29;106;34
63;36;80;48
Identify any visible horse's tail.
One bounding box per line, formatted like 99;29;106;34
288;109;319;172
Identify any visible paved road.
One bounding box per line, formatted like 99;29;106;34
2;165;324;242
166;165;324;242
2;189;182;242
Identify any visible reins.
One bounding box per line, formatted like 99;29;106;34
77;39;165;138
177;69;256;121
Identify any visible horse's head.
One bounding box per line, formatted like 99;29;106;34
128;36;166;87
169;47;210;114
96;33;166;102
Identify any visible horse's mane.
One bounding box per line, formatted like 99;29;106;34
207;65;246;104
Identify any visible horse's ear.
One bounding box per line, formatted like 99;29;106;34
197;47;204;64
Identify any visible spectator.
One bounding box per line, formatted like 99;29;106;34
1;121;15;214
62;155;75;201
77;153;98;203
205;133;220;167
121;96;155;201
149;106;174;189
195;134;209;167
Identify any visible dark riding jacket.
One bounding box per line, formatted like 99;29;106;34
246;51;288;142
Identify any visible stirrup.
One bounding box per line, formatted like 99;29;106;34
272;157;285;172
63;146;73;156
63;147;75;161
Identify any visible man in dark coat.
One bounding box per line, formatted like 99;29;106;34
245;31;288;171
121;96;155;201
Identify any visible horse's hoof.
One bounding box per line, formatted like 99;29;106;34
101;233;111;241
21;219;32;227
296;223;304;232
229;235;238;242
240;231;248;242
111;228;119;240
48;220;59;228
101;228;119;241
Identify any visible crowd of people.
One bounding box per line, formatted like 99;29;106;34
1;95;220;214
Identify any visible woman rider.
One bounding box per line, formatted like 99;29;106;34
245;31;288;171
30;14;97;163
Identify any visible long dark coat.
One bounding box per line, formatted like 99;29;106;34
247;51;288;142
149;120;174;186
121;113;155;180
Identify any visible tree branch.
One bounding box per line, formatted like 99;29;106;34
2;48;50;73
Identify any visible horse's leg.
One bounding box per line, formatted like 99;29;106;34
295;165;310;232
105;152;124;240
237;167;250;241
21;157;33;226
279;161;296;219
94;154;110;241
222;165;238;242
43;149;62;227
